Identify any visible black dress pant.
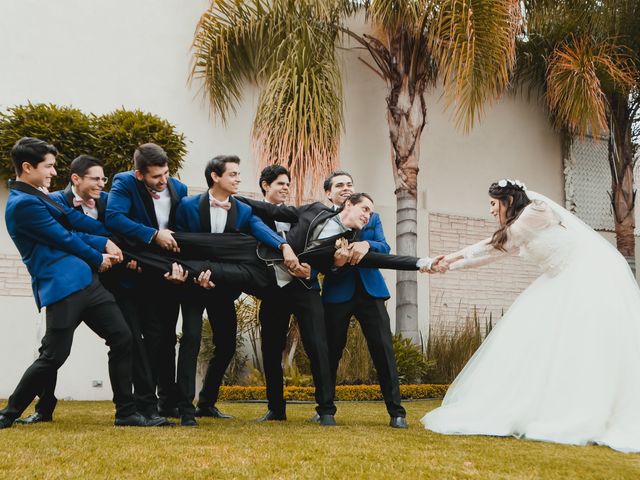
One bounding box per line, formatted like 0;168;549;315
259;285;292;416
114;290;159;415
1;277;136;420
33;278;158;417
138;279;181;412
178;287;239;413
324;279;406;418
281;281;335;416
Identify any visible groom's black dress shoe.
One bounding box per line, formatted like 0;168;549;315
157;407;179;418
256;410;287;422
144;412;174;427
390;417;408;429
14;412;52;424
195;405;233;419
0;414;15;429
180;415;198;427
319;414;337;426
115;412;170;427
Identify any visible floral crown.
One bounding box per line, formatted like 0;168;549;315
497;178;527;191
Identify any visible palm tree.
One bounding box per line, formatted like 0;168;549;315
190;0;520;342
516;0;639;267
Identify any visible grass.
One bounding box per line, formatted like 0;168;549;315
1;400;639;479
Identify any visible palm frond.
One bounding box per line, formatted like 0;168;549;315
190;0;276;122
252;9;344;203
546;35;636;136
433;0;521;132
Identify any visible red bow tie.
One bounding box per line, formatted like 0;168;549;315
73;197;96;209
210;197;231;210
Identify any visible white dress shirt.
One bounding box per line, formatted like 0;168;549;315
153;187;171;230
209;194;229;233
268;201;293;288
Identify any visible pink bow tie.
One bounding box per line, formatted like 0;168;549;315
148;189;161;200
73;197;96;209
210;197;231;210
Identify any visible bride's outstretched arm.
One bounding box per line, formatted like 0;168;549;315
444;238;518;270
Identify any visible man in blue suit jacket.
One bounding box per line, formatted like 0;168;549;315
0;137;161;429
14;154;111;425
175;155;292;426
321;171;407;428
105;143;188;421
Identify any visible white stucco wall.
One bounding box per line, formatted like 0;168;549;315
0;0;563;399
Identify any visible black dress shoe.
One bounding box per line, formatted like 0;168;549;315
256;410;287;422
180;415;198;427
308;413;321;423
390;416;408;429
115;412;171;427
0;414;15;429
195;405;233;419
144;412;174;427
14;412;53;424
157;407;179;418
319;414;337;426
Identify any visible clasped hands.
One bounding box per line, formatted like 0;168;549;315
99;239;124;272
419;255;449;274
333;238;370;267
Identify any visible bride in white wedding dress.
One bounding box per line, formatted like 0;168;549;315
421;179;640;453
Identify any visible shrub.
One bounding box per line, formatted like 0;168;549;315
425;308;494;384
0;103;186;187
92;108;186;177
336;318;377;385
392;334;430;384
217;384;448;401
0;103;95;189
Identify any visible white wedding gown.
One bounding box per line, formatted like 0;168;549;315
421;192;640;453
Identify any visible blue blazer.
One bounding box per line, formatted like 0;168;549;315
6;183;109;310
105;171;188;243
49;185;109;234
322;212;391;303
175;193;285;251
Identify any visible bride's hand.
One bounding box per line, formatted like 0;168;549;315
427;255;448;273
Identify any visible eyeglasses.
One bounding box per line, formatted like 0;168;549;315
83;175;109;183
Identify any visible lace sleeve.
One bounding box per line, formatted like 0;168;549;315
449;238;518;270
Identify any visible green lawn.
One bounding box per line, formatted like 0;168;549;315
1;400;638;479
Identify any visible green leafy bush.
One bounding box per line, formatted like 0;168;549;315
92;108;186;177
217;384;448;401
0;103;187;189
0;103;95;189
392;334;430;384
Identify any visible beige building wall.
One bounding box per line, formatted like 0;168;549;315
0;0;563;398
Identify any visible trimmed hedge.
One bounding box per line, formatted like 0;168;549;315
0;103;186;190
218;384;449;401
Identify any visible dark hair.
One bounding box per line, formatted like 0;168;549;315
345;192;373;206
134;143;168;173
488;181;531;251
204;155;240;188
69;155;104;177
323;170;353;192
259;164;290;195
11;137;58;176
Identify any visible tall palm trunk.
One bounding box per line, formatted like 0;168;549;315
607;92;636;273
387;74;427;344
